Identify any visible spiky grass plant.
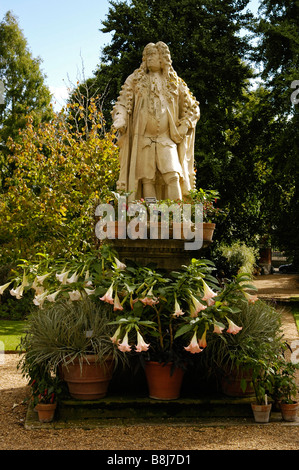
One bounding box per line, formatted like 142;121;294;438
18;298;124;377
200;299;284;375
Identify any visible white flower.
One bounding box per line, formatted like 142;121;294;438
33;291;49;308
84;288;95;296
114;257;126;270
46;290;60;302
0;282;11;295
67;272;79;284
69;290;81;301
56;269;70;284
10;285;24;299
84;270;93;287
35;273;50;285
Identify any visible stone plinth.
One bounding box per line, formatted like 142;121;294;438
105;222;215;270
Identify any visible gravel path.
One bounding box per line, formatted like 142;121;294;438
0;274;299;451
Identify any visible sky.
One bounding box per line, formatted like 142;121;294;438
0;0;260;111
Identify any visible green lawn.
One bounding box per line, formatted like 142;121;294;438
0;320;26;352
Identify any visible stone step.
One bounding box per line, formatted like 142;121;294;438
25;393;270;429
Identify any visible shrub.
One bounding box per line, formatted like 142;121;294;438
200;299;283;375
211;241;258;279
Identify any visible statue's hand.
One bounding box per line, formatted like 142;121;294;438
177;122;189;138
113;116;127;133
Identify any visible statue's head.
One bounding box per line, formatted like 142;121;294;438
142;42;172;73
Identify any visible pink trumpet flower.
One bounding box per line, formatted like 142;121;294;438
198;328;208;348
244;292;258;303
173;298;184;317
100;283;114;304
113;291;123;311
226;318;243;335
189;294;207;317
110;326;122;344
135;331;150;352
140;287;159;306
184;332;203;354
117;332;132;352
202;280;217;302
213;323;224;334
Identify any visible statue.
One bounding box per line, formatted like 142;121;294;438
112;41;200;201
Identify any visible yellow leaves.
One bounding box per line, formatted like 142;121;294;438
59;206;67;216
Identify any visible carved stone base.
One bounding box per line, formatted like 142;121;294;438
109;238;211;271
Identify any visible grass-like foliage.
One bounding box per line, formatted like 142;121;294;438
201;299;283;374
18;298;124;375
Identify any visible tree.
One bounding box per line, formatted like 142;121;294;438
0;11;53;149
0;101;119;264
251;0;299;260
90;0;254;182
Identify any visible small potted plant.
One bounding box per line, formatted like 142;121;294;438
272;357;299;422
29;372;63;423
247;345;276;423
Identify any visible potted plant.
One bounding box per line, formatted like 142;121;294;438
18;362;64;423
99;257;255;400
198;299;283;397
31;376;62;423
241;342;280;423
18;297;125;400
272;357;299;422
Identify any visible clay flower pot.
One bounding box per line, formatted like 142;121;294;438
62;355;114;400
221;367;254;397
202;223;216;242
280;402;299;422
251;403;272;423
144;361;185;400
35;403;57;423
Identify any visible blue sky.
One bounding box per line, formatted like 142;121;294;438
0;0;260;110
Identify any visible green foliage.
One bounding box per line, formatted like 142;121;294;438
18;297;124;375
200;299;283;376
210;241;259;279
249;0;299;260
0;100;119;263
0;11;53;147
272;358;299;404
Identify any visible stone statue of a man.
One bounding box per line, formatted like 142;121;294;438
112;41;200;201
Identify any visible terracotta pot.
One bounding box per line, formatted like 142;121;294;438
280;402;299;422
62;355;114;400
35;403;57;423
251;403;272;423
202;223;216;242
221;367;254;397
144;361;185;400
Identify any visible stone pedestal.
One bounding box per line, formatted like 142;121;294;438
110;238;210;271
106;223;215;271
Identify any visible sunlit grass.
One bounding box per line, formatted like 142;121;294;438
0;320;26;351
